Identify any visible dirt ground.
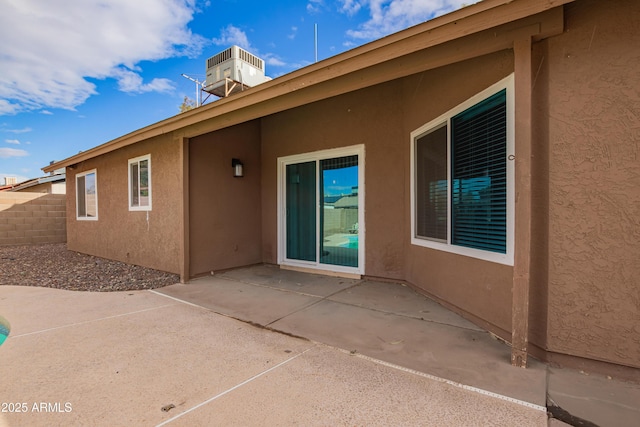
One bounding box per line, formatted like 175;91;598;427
0;243;179;291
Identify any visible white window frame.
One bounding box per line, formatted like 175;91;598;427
277;144;365;276
410;74;515;266
128;154;152;211
76;169;98;221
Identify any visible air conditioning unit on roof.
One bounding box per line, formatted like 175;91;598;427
204;45;271;97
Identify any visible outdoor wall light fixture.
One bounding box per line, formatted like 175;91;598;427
232;158;244;177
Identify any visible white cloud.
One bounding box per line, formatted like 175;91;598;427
0;147;29;158
307;0;324;14
340;0;363;15
0;100;19;115
5;139;20;145
264;54;286;67
340;0;472;40
288;26;299;40
0;0;206;115
113;68;175;94
0;125;32;134
212;25;253;51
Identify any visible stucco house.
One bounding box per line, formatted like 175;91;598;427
44;0;639;379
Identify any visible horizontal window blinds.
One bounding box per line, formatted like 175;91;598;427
451;89;507;253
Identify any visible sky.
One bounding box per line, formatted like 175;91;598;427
0;0;471;184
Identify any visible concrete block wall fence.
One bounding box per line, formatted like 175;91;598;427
0;193;66;245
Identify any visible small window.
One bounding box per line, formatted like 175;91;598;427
411;75;514;265
128;154;151;211
76;170;98;220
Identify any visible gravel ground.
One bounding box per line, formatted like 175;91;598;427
0;243;180;292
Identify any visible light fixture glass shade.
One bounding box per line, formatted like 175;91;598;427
232;158;243;177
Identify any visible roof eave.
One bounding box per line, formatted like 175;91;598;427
8;174;65;192
43;0;574;173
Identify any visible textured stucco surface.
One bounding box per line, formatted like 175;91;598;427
543;0;640;368
189;121;263;276
402;52;515;335
261;81;405;280
66;134;183;274
261;51;516;336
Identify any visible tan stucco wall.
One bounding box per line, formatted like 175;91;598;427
261;51;515;333
538;0;640;368
66;133;183;274
260;2;640;370
261;80;406;280
402;52;515;335
189;121;263;276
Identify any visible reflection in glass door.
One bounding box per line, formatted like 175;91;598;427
283;150;361;272
320;155;358;267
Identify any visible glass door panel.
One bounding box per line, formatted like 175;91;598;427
285;162;316;261
320;155;359;267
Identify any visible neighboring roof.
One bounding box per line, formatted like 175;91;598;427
334;196;359;209
8;174;66;192
323;195;343;205
43;0;574;174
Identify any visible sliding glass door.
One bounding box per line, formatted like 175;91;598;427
280;146;364;274
319;155;359;267
286;161;316;261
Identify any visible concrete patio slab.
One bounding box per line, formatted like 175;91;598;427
155;266;640;427
326;280;484;331
270;298;547;408
0;287;314;427
158;274;548;408
0;285;172;336
0;285;549;427
547;366;640;427
2;265;638;426
166;345;547;427
157;276;322;326
217;264;360;297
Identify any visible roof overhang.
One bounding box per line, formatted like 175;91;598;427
9;173;66;192
43;0;574;173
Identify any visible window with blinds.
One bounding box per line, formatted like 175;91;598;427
451;89;507;253
411;75;513;265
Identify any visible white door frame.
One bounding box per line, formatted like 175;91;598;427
277;144;365;276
